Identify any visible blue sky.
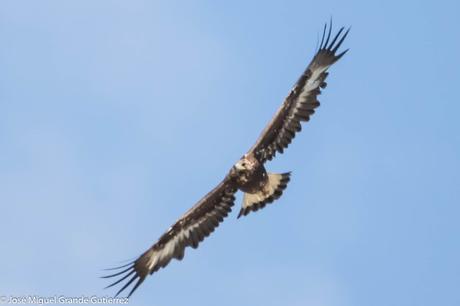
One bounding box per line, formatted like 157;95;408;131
1;1;459;305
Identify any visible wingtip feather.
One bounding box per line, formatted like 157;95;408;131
127;277;146;298
100;265;134;279
115;274;138;297
335;48;349;61
331;28;350;54
104;269;136;290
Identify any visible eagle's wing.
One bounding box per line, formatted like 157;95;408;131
103;177;237;297
248;22;349;163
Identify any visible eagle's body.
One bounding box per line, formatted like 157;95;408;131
232;153;266;193
104;22;349;297
230;153;291;217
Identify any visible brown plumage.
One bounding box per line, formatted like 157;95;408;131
103;21;349;298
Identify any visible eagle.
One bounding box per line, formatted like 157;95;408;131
103;21;349;297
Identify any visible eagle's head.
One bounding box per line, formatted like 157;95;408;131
230;154;258;178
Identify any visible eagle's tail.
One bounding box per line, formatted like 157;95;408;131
237;172;291;218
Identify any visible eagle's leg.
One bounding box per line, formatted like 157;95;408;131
237;172;291;218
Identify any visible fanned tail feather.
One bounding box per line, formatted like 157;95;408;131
237;172;291;218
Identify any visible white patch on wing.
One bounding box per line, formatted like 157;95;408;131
146;219;204;271
147;253;159;270
299;65;330;100
147;235;175;270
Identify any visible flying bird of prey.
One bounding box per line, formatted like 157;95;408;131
103;21;349;297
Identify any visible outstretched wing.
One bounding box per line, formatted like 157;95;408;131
248;22;349;163
103;177;237;297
